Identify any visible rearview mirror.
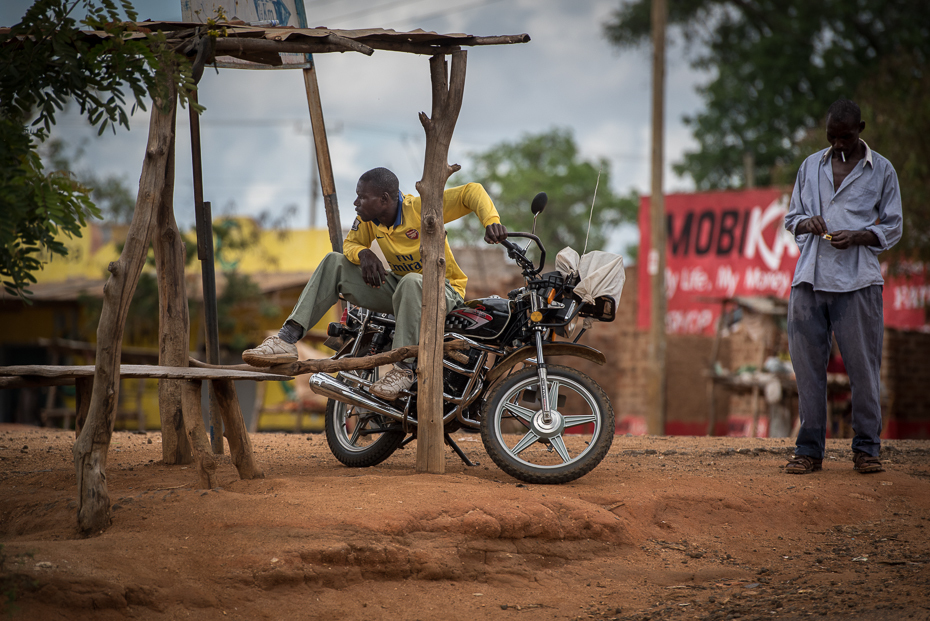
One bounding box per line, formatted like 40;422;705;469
531;192;548;215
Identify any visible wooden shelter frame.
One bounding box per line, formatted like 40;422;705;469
1;22;529;534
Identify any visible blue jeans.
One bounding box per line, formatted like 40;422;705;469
787;284;883;459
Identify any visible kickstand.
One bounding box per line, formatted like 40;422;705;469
445;433;478;467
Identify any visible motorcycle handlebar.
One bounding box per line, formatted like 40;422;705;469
501;232;545;275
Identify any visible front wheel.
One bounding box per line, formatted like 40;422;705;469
480;365;614;484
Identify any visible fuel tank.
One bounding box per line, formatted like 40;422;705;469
444;296;512;340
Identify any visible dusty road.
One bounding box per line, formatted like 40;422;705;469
1;424;929;620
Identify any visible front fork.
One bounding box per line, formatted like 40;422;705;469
530;291;553;425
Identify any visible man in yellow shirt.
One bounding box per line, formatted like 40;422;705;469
243;167;508;399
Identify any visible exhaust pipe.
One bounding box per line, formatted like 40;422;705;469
308;373;412;425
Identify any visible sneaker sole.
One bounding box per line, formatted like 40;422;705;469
242;353;297;367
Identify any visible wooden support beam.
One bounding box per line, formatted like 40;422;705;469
211;379;264;480
415;50;468;474
72;80;177;535
302;62;343;252
155;93;194;465
190;88;223;455
189;340;468;376
211;33;529;59
179;380;219;489
214;35;374;58
74;377;92;438
646;0;668;436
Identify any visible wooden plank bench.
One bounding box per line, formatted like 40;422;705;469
0;364;292;486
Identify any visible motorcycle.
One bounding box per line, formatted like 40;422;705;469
309;193;622;484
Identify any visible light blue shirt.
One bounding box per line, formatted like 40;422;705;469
784;140;903;292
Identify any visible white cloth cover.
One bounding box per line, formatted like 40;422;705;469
555;247;625;305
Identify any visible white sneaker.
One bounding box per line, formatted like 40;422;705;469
242;335;298;367
369;365;415;400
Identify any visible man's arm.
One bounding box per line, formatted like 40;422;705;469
784;164;811;236
343;218;386;287
862;163;904;254
442;182;508;244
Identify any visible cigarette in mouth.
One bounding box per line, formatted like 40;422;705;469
841;151;846;162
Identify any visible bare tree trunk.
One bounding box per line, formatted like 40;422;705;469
73;82;178;535
415;50;468;474
154;99;193;465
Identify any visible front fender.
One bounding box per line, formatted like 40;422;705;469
485;343;606;386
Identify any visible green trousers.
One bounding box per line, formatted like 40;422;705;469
287;252;464;356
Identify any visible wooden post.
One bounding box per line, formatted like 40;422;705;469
212;378;264;479
179;380;219;489
646;0;668;436
74;376;92;438
415;50;468;474
72;81;177;534
190;89;224;455
302;61;343;252
155;96;194;464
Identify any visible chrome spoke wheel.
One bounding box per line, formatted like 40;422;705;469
481;364;614;484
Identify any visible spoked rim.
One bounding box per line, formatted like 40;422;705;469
331;402;400;454
330;369;401;454
489;373;602;470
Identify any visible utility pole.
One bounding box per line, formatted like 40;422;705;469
647;0;668;436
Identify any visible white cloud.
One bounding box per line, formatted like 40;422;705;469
3;0;712;254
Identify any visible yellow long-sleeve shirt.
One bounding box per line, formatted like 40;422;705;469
343;183;501;298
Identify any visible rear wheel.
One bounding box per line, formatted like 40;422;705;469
480;364;613;484
324;369;405;467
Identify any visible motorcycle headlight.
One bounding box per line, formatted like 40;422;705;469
553;300;583;339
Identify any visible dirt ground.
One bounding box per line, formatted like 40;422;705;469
1;423;929;621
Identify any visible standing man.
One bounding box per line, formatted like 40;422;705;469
783;99;903;474
242;167;508;400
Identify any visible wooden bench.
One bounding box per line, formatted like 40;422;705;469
0;364;292;486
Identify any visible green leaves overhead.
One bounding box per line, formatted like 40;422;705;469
603;0;930;190
0;0;200;301
450;128;638;256
603;0;930;263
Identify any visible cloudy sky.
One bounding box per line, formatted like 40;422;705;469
2;0;708;258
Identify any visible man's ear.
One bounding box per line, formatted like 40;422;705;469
859;120;866;133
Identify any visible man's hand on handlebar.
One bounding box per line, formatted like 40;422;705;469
484;223;508;244
359;249;387;288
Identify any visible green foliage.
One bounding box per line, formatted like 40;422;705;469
0;0;201;301
0;118;99;300
78;219;282;351
603;0;930;260
857;55;930;265
603;0;930;190
216;270;279;352
450;128;638;256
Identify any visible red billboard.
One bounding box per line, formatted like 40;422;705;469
638;189;929;334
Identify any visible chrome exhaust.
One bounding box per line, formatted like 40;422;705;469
308;373;412;425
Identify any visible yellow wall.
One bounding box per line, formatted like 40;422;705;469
32;220;333;282
4;220;336;432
